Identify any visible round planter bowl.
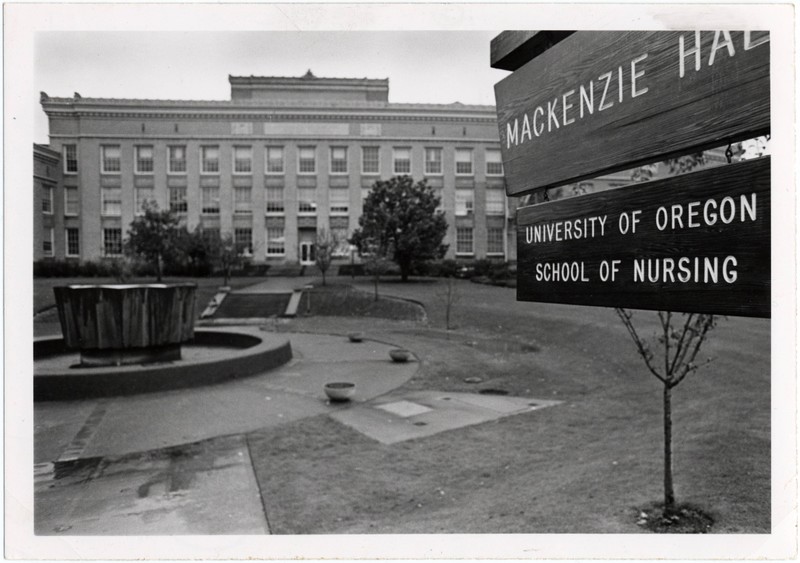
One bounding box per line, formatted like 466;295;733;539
389;349;411;363
348;332;364;343
324;382;356;402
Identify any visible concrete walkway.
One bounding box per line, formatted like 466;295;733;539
34;332;417;534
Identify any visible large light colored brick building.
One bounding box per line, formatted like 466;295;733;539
37;72;518;266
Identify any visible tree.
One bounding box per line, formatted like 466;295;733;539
124;202;184;282
212;233;248;287
435;274;461;331
351;176;448;282
314;228;339;286
351;236;391;302
615;309;717;514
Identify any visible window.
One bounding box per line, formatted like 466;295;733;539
168;146;187;174
101;186;122;216
456;227;473;255
265;186;284;214
331;227;350;256
455;189;474;216
233;146;252;174
103;228;123;256
266;146;284;174
234;228;253;256
169;186;187;214
201;146;219;174
456;148;473;175
393;147;411;175
135;145;154;174
135;187;155;213
202;186;220;214
234;185;252;214
362;146;380;175
425;148;443;175
66;228;80;257
330;187;349;215
487;228;505;255
64;187;79;216
486;149;504;176
266;227;285;256
486;188;505;215
330;146;348;174
101;145;121;174
298;146;316;174
63;144;78;174
298;187;317;214
43;228;54;257
42;186;53;214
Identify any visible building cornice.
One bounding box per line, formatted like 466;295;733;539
48;133;501;144
40;97;497;118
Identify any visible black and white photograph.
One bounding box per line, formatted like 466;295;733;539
5;2;796;560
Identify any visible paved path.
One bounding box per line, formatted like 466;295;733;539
34;332;417;534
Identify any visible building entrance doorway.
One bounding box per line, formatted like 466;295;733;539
299;241;316;265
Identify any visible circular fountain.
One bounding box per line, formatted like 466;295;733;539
35;283;292;401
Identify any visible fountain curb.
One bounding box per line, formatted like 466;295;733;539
34;328;292;402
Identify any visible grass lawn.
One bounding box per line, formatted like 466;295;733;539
247;274;770;533
32;273;771;533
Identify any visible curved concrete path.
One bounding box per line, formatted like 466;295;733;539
35;333;418;463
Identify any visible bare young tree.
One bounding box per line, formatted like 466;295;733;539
615;309;717;514
436;275;461;331
314;228;339;286
358;238;391;302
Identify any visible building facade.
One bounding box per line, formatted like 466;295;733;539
38;73;517;266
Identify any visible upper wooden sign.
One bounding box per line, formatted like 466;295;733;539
494;31;770;197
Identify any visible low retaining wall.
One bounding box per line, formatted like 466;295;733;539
34;328;292;402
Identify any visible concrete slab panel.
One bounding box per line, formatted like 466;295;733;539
35;435;268;535
331;391;561;445
375;400;433;418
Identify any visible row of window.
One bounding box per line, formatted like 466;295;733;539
62;143;504;177
96;185;507;217
70;226;501;258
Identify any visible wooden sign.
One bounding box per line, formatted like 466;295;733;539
495;31;770;196
516;157;770;317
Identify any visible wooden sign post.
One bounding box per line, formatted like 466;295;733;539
492;30;771;318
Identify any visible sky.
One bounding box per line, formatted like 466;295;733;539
34;31;508;144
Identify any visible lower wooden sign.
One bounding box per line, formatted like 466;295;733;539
516;157;770;317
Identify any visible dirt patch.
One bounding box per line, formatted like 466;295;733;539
636;503;714;533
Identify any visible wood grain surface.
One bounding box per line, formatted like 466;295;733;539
54;284;197;349
495;31;770;196
516;157;770;317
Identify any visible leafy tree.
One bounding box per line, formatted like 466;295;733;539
124;202;184;281
615;309;717;514
314;228;339;286
175;228;216;276
351;176;448;282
